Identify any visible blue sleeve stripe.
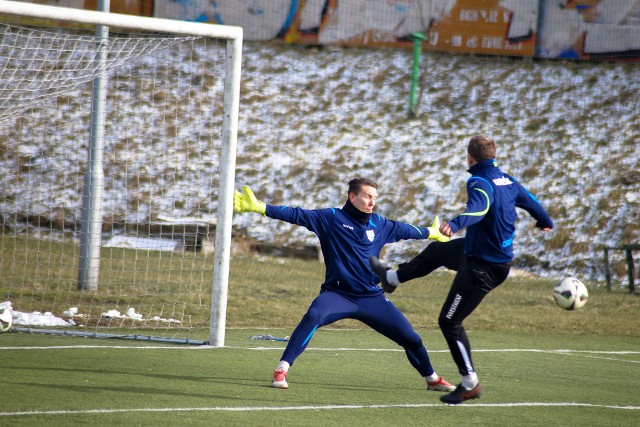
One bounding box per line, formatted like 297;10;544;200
369;213;383;228
527;191;541;204
468;176;494;191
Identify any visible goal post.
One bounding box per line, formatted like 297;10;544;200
0;0;242;347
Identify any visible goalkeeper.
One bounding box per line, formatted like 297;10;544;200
234;178;454;392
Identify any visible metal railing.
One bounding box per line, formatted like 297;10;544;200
603;245;639;293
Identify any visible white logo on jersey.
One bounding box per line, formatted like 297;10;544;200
493;176;513;186
343;224;354;230
366;230;375;242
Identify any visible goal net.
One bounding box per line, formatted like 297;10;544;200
0;1;242;346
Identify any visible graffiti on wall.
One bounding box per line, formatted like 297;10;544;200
538;0;640;59
285;0;435;48
154;0;296;40
201;0;640;59
9;0;640;60
424;0;537;56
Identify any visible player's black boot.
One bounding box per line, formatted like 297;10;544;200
369;256;396;293
440;383;483;404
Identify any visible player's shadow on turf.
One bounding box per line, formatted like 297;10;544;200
7;365;269;389
1;379;257;402
10;366;390;392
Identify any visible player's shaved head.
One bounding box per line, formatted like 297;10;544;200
467;135;496;162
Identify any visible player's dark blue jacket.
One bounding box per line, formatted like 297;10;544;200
265;203;432;296
448;159;553;264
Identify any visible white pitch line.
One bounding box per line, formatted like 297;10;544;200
0;402;639;417
1;346;639;356
0;345;215;350
551;351;640;363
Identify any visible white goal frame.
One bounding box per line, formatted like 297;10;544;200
0;0;242;347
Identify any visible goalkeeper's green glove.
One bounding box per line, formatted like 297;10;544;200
427;216;449;242
234;185;266;216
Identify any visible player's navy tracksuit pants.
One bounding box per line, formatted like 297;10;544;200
280;289;437;377
397;238;510;376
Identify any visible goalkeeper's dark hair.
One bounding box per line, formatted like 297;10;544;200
468;135;496;162
348;178;378;196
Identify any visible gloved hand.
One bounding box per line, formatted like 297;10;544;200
427;216;449;242
234;185;266;216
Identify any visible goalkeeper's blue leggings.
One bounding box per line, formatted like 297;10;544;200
280;290;436;377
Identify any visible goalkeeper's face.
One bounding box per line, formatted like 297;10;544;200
350;185;378;214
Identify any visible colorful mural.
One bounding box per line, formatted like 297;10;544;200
5;0;640;60
424;0;537;57
155;0;297;40
537;0;640;59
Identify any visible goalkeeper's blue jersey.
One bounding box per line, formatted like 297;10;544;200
265;204;431;296
448;159;553;264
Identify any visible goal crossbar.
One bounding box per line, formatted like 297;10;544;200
0;0;242;348
0;0;242;40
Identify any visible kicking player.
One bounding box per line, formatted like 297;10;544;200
233;178;454;392
371;135;553;404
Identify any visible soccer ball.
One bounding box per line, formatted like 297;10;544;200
0;307;13;333
553;277;589;310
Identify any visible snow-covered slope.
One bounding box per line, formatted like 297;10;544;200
233;43;639;281
2;41;638;281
